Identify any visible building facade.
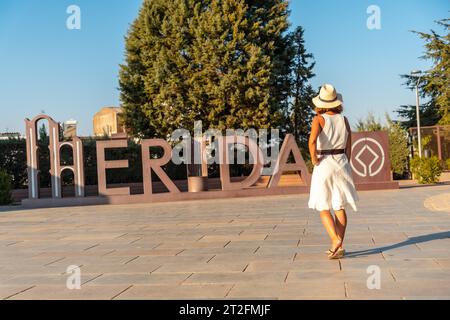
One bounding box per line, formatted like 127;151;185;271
93;107;125;137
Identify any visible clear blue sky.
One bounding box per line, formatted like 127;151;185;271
0;0;448;135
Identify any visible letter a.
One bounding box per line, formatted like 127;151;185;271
268;134;311;188
66;5;81;30
366;265;381;290
366;5;381;30
66;265;81;290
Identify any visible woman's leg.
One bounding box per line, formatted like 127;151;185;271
334;209;347;248
320;210;341;250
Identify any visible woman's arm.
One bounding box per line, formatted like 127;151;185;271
344;116;352;160
308;116;322;166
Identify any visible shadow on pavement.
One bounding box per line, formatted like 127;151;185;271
345;231;450;258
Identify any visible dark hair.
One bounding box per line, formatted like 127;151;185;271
315;105;344;114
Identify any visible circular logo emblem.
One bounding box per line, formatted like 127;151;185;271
351;137;385;177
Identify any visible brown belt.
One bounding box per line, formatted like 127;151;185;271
318;149;345;155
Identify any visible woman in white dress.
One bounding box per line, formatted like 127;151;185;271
308;84;359;259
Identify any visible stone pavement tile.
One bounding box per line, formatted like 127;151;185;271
1;273;101;286
224;296;278;300
293;251;342;262
254;246;301;256
7;284;131;300
0;285;35;300
340;252;385;261
156;241;229;249
226;283;284;299
382;258;442;269
209;252;293;264
153;262;248;274
183;271;287;285
42;255;133;267
253;251;296;261
60;233;127;241
297;245;330;253
277;283;346;299
382;248;439;260
346;277;450;298
393;279;450;297
286;270;343;282
245;261;294;272
339;267;397;284
435;258;450;269
403;296;450;300
133;255;214;265
390;269;450;281
88;273;192;286
416;241;450;251
289;259;341;271
32;250;114;259
79;262;161;274
345;279;401;299
176;247;249;256
265;234;300;241
97;249;174;257
0;265;64;276
125;248;185;256
261;282;345;299
222;240;264;248
260;239;301;247
114;284;233;300
200;235;264;242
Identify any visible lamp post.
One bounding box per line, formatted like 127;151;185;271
411;70;423;158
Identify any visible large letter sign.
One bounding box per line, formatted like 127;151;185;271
22;115;398;208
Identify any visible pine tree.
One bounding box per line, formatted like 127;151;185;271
397;18;450;127
287;26;315;151
119;0;291;138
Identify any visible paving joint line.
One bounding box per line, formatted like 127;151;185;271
124;256;140;265
224;284;235;298
84;244;99;251
81;273;103;285
3;286;35;300
111;285;133;300
44;257;66;266
180;273;194;285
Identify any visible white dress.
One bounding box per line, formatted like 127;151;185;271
308;113;359;212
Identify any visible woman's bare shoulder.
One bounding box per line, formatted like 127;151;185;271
314;114;325;128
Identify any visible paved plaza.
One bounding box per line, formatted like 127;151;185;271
0;183;449;300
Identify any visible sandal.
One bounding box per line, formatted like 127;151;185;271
328;240;344;259
325;248;345;255
328;247;345;259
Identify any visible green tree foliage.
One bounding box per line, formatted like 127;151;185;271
397;18;450;127
410;156;442;184
287;26;316;152
0;169;13;205
395;103;441;128
0;139;27;189
119;0;291;138
355;112;384;132
386;116;410;176
356;113;409;176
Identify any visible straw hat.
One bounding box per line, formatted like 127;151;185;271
312;84;343;109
